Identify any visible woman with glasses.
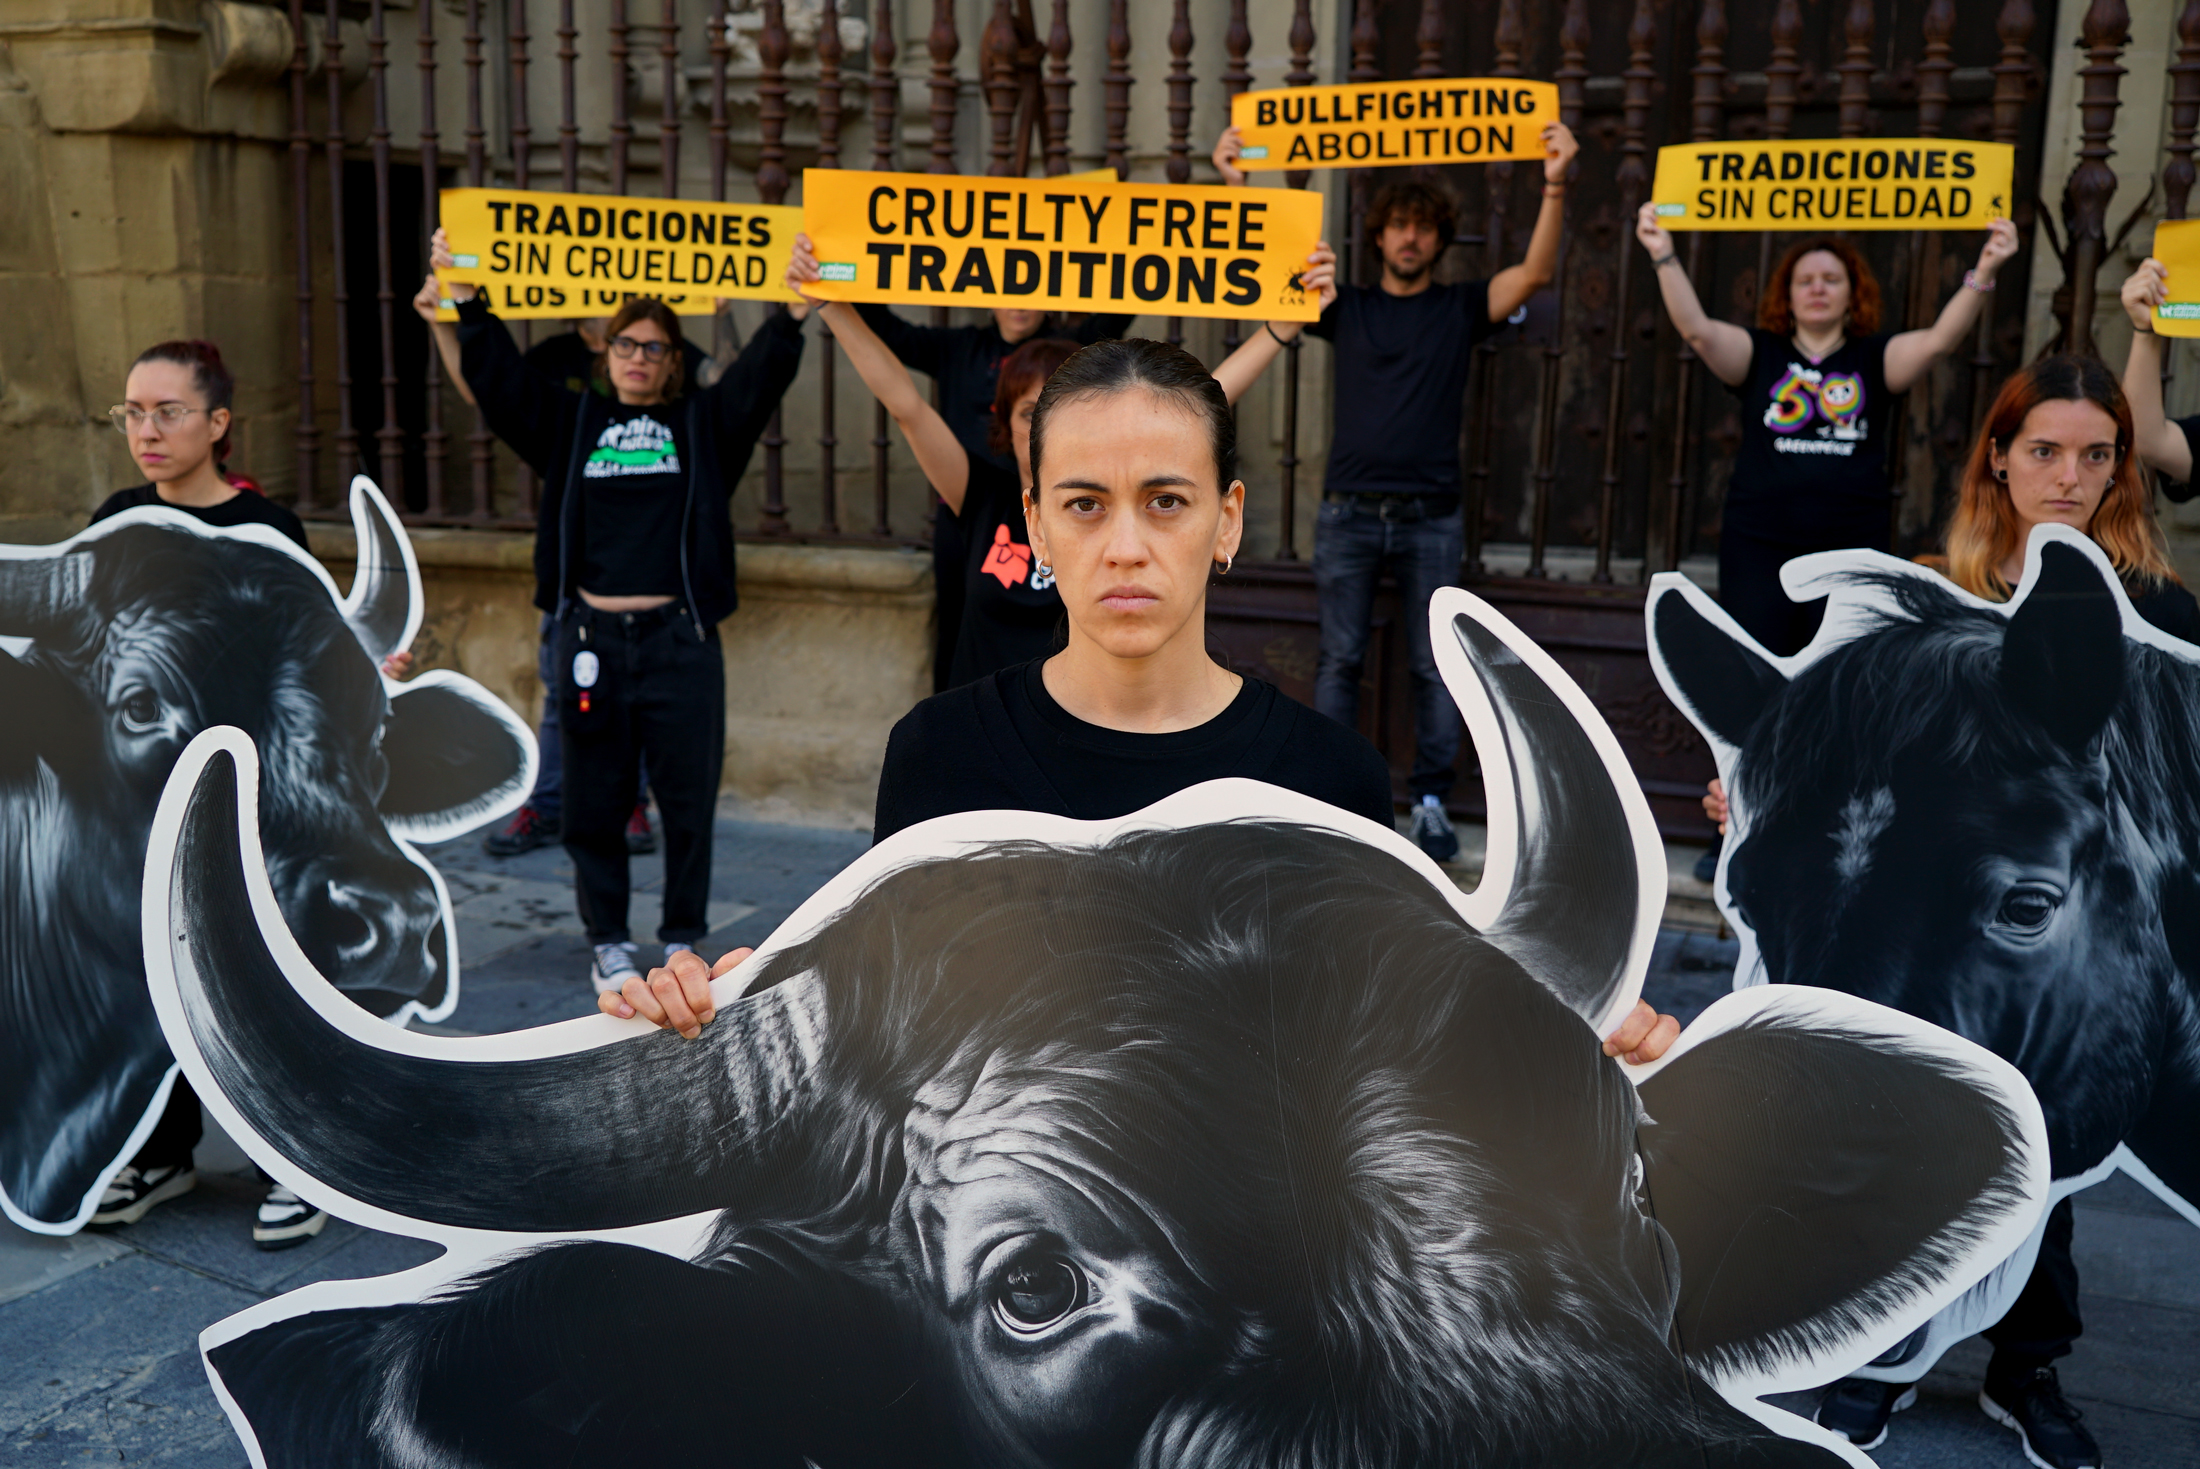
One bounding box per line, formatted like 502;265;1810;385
87;339;334;1248
92;340;308;551
432;228;808;997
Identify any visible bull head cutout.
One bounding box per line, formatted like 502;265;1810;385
0;480;537;1235
1647;523;2200;1386
150;592;2046;1469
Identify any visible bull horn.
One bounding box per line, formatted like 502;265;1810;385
338;476;422;664
143;728;823;1235
0;550;90;639
1429;588;1664;1033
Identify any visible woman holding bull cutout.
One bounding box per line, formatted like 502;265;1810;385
604;283;1683;1065
432;228;807;998
1705;354;2192;1468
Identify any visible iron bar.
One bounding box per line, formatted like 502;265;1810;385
1044;0;1072;176
659;0;681;193
558;0;578;188
984;0;1018;175
1103;0;1129;179
1522;0;1587;579
464;0;493;514
871;0;897;536
2061;0;2130;357
288;0;318;509
610;0;630;195
1971;0;2034;437
929;0;958;173
1594;0;1656;584
1661;0;1726;575
369;0;404;498
418;0;446;516
1464;0;1523;578
1165;0;1193;345
818;0;844;536
326;0;356;490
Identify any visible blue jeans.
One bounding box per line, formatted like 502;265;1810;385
529;613;650;822
1312;498;1464;802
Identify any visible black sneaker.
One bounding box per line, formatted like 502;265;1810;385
1692;833;1723;885
87;1163;196;1227
253;1184;328;1251
484;804;559;857
1981;1367;2101;1469
1814;1376;1917;1450
1409;802;1461;863
626;803;657;854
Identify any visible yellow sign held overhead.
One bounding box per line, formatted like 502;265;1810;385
1650;140;2015;231
798;169;1327;321
2150;219;2200;338
435;186;801;318
1230;78;1558;172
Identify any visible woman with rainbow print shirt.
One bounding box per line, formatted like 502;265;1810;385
1634;209;2018;658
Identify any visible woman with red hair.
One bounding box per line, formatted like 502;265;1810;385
1635;210;2019;657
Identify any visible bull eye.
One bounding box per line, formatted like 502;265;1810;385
1993;882;2063;936
991;1249;1087;1335
117;685;163;733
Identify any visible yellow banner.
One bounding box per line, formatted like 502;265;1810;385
435;186;800;318
2152;219;2200;338
1230;78;1557;171
798;169;1327;321
1651;140;2015;231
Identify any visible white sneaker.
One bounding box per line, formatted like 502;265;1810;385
591;940;643;995
253;1184;328;1250
88;1163;196;1227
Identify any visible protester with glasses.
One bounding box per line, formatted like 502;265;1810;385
85;339;338;1248
433;228;807;997
91;340;308;551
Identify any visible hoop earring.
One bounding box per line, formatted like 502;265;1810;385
1993;466;2007;482
1035;558;1053;577
1216;553;1233;576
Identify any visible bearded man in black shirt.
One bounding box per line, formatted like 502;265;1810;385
1214;123;1578;861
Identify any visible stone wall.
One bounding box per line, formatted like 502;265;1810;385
308;524;932;830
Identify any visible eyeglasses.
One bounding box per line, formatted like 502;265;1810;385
109;404;206;433
607;336;671;363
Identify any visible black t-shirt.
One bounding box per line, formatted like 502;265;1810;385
577;407;687;596
1305;280;1495;504
948;456;1060;688
873;659;1397;841
525;330;711;398
2126;576;2200;642
90;484;311;552
1724;329;1897;540
2163;416;2200;504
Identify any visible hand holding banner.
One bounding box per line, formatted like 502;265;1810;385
436;187;801;318
797;169;1326;321
1651;140;2015;231
2149;220;2200;338
1230;79;1558;171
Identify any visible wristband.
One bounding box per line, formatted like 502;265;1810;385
2135;322;2157;335
1543;183;1566;197
1266;321;1295;347
1963;269;1996;294
1650;252;1677;269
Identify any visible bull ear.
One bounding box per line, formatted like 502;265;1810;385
378;672;538;843
340;476;423;664
1647;576;1788;748
2002;535;2126;755
1630;985;2049;1399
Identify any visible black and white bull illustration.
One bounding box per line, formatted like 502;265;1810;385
147;590;2046;1468
0;479;534;1233
1647;524;2200;1376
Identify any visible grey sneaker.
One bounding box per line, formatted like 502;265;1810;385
88;1163;196;1227
1409;802;1461;863
590;940;643;995
253;1184;328;1250
664;941;695;964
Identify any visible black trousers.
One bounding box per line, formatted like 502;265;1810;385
554;605;725;947
1717;513;1890;658
135;1076;202;1170
1982;1197;2082;1376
